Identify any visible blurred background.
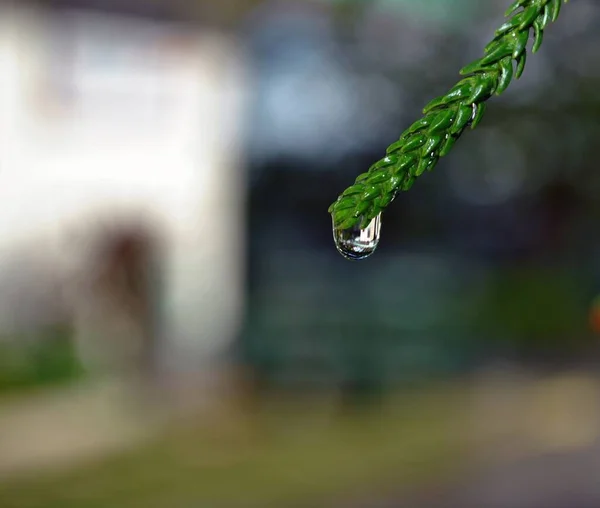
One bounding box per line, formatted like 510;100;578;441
0;0;599;507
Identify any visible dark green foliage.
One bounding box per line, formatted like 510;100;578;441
329;0;569;230
0;325;83;394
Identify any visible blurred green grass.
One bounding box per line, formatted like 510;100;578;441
0;386;468;508
0;325;83;396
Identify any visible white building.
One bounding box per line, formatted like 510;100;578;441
0;5;248;380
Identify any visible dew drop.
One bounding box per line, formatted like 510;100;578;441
332;213;381;261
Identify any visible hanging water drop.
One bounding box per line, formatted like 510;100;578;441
332;213;381;260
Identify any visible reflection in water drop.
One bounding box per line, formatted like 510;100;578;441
332;213;381;260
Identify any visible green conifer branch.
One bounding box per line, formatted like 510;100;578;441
329;0;568;230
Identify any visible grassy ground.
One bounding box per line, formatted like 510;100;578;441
0;386;469;508
1;371;599;508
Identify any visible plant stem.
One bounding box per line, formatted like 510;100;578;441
329;0;569;230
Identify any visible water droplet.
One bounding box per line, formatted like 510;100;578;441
332;214;381;260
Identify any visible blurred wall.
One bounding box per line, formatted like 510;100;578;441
0;5;248;378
